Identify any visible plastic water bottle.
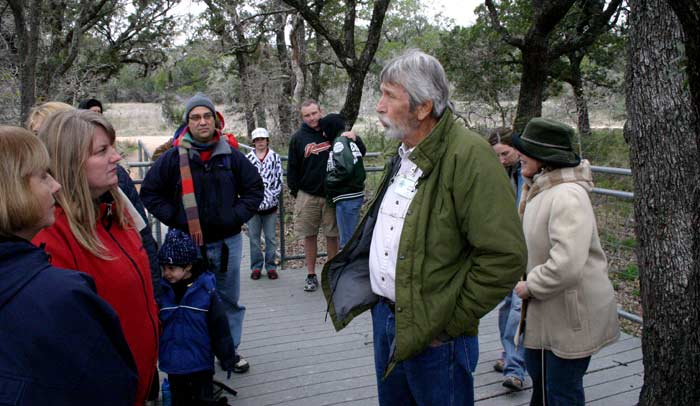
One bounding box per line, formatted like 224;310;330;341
161;378;171;406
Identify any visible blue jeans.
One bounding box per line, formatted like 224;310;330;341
247;212;277;271
497;290;526;380
525;349;591;406
335;197;363;249
206;234;244;349
371;300;478;406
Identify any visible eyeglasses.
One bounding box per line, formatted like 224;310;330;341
189;113;214;122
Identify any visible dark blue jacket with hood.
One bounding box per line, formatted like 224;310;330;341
0;236;138;405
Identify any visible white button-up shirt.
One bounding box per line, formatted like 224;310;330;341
369;144;423;302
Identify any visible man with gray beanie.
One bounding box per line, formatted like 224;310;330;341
141;92;264;373
321;50;527;405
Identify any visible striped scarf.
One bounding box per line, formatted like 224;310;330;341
177;133;219;246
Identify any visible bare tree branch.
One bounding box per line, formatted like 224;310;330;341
484;0;525;48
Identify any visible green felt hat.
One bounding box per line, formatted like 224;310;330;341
512;118;580;167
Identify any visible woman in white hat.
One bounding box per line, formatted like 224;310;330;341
245;128;283;280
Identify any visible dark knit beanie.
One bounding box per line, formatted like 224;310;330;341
319;113;346;139
158;229;199;266
183;92;216;123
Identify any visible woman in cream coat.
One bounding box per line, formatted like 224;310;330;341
513;118;619;406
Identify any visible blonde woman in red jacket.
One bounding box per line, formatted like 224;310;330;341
33;110;159;406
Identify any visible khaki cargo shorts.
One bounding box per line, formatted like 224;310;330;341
294;190;338;238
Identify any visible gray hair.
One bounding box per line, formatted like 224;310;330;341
379;49;451;118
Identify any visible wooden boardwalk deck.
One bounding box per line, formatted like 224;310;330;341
212;243;643;406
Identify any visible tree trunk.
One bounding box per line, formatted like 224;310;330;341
289;13;305;111
339;70;365;127
282;0;389;128
230;8;255;136
255;100;267;129
309;33;322;101
572;85;591;137
513;46;549;131
233;54;256;135
567;52;591;137
626;1;700;405
667;1;700;121
9;0;42;125
274;8;294;138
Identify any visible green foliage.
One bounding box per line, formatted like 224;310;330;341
152;50;214;95
161;95;186;127
104;65;158;102
436;23;520;126
620;264;639;281
377;0;445;61
34;0;177;103
580;128;630;167
469;0;626;129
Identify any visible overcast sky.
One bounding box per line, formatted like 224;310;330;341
173;0;481;28
428;0;481;26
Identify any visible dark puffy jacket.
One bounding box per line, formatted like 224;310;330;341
319;113;366;204
325;135;366;204
159;272;236;374
0;236;138;405
140;137;264;243
117;165;162;303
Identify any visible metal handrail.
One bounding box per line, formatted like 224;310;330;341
132;144;642;324
591;165;632;176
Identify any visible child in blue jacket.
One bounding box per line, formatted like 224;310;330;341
158;229;238;405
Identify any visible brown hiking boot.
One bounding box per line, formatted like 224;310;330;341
493;358;505;373
503;376;523;391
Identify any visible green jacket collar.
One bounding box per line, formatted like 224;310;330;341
392;109;455;177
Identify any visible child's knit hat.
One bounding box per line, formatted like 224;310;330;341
158;228;199;266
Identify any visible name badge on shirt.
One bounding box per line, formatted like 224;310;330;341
394;174;418;199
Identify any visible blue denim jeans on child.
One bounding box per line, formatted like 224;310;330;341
498;290;527;381
525;349;591;406
206;234;244;349
371;299;479;406
247;212;277;271
335;196;363;249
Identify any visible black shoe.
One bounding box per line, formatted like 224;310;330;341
233;356;249;373
304;275;319;292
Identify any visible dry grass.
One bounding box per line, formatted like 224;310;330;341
105;103;173;137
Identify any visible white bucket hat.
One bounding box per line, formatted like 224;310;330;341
251;128;269;140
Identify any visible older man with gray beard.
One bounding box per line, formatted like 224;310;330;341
321;50;527;405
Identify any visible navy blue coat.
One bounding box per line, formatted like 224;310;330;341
117;165;162;303
0;236;138;405
140;138;264;243
159;272;236;374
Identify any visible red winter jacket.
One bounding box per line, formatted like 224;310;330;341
33;204;159;406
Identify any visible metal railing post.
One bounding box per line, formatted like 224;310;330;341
278;185;287;270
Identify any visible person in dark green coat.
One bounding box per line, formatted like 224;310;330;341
322;50;527;406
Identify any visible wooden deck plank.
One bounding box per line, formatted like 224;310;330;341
204;236;643;405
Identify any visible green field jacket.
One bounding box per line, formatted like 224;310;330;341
321;109;527;375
